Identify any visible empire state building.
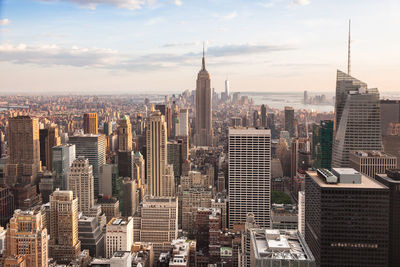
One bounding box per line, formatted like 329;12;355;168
194;47;213;146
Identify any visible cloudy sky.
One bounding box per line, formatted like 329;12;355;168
0;0;399;94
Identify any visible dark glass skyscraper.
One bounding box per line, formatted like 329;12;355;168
312;120;333;169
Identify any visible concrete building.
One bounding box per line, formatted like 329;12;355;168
83;113;98;135
298;191;305;237
97;197;121;223
117;115;133;152
375;169;400;267
332;71;383;168
105;217;133;258
69;134;106;196
305;169;389;266
0;186;14;227
99;164;114;197
6;208;48;267
0;226;6;255
250;229;315;267
194;49;213;147
380;99;400;136
349;150;397;178
170;238;191;267
48;190;81;264
52;144;76;190
228;128;271;229
39;124;61;171
177;108;189;137
67;157;95;214
78;216;104;258
122;178;138;217
284;106;295;137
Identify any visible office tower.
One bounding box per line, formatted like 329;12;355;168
0;186;14;227
118;115;133;151
0;130;4;157
118;150;134;179
103;121;113;136
194;48;213;147
99;164;115;197
48;190;81;264
250;229;315;266
176;108;189;137
168;141;182;182
39;125;61;170
305;169;389;266
67;157;95;214
334;70;367;131
6;208;48;267
225;79;230;99
312;120;333;169
211;196;227;229
350;150;397;178
69;134;106;196
267;112;276;138
383;135;400;168
5;116;41;186
52;144;76;190
105;217;133;258
193;208;220;260
217;172;225;192
303;90;309;104
97;197;121;223
380;100;400;136
261;104;267;128
135;196;178;259
83;113;98;134
332;77;383;167
375;169;400;267
38;171;54;203
228;128;271;229
78;216;104;257
284;106;295;137
253;110;260;127
162;164;175;197
146;109;169;197
122;178;137;217
298;191;305;237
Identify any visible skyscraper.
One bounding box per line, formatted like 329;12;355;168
52;144;76;190
261;104;267;128
146;109;169;197
83;113;98;135
6;208;48;267
48;190;81;264
39;124;61;170
349;150;397;178
194;47;213;147
117;115;133;151
312;120;333;169
5;116;41;186
67;157;95;214
0;187;14;227
177;108;189;137
284;106;295;138
105;217;133;258
332;73;383;167
69;134;106;196
305;169;389;266
228;128;271;229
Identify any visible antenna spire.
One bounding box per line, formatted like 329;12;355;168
202;41;206;70
347;19;351;75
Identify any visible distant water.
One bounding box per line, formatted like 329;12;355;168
240;92;335;113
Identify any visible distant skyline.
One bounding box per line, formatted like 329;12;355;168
0;0;399;94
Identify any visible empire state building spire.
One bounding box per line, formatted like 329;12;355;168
202;42;206;70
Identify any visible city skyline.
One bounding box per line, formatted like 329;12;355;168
0;0;399;94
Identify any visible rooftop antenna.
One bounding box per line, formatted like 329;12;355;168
202;41;205;70
347;19;351;75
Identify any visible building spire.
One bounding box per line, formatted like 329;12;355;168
202;41;206;70
347;19;351;75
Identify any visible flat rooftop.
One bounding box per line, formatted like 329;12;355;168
351;150;395;158
229;127;271;135
307;170;386;189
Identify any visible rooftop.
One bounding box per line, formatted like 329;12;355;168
307;170;386;189
229;127;271;135
351;150;395;158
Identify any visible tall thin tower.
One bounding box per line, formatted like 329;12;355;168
194;43;213;147
347;19;351;75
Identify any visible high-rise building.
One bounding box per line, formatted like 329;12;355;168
69;134;106;196
122;178;138;217
6;208;48;267
52;144;76;190
78;215;104;258
375;169;400;267
380;100;400;136
135;196;178;259
228;128;271;229
0;130;5;157
167;141;182;182
118;150;134;179
0;186;14;227
39;124;61;170
48;190;81;264
194;48;213;147
298;191;305;237
146;109;169;197
5;116;41;186
261;104;267;128
83;113;98;135
350;150;397;178
176;108;189;137
284;106;295;138
105;217;133;258
250;229;315;266
332;73;383;167
118;115;133;151
67;157;95;214
312;120;333;169
305;169;389;266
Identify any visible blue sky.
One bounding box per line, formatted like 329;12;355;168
0;0;399;94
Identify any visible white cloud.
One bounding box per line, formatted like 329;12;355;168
213;11;237;20
38;0;155;10
292;0;310;6
0;19;11;25
174;0;182;6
